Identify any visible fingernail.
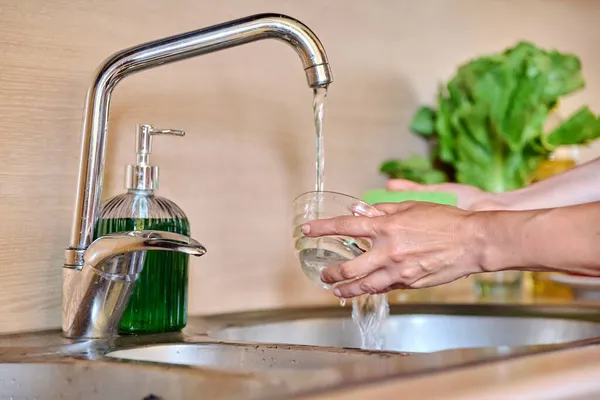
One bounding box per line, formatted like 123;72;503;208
333;288;341;297
301;224;311;234
320;272;330;283
351;202;384;217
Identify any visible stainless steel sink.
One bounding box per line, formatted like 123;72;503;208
208;305;600;353
3;304;600;400
0;361;269;400
0;340;399;400
106;342;398;372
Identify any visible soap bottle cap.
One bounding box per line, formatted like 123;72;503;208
125;123;185;191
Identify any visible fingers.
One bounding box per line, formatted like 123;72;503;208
302;215;378;238
407;266;467;289
332;268;397;298
350;202;385;217
321;251;386;284
372;201;414;215
386;179;432;191
327;257;436;298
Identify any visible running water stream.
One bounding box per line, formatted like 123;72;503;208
311;87;389;350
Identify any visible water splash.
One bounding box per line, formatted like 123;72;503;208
351;294;389;350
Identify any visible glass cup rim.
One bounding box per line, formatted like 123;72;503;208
292;190;367;205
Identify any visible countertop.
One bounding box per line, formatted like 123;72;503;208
301;343;600;399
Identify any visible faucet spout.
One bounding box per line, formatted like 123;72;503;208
62;231;206;338
64;13;333;269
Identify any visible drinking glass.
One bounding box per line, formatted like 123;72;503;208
292;191;381;289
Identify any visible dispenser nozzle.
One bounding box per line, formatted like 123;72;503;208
126;124;185;191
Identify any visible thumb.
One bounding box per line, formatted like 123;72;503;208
372;201;415;215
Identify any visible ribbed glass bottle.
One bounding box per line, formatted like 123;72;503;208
94;189;190;334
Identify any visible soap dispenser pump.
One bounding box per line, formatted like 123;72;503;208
95;123;191;334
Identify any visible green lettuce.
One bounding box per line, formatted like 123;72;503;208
381;41;600;192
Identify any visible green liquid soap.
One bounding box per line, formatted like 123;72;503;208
94;217;190;334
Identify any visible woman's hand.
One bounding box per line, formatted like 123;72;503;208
301;201;486;299
386;179;508;211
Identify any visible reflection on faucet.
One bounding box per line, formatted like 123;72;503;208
63;231;206;339
62;13;333;339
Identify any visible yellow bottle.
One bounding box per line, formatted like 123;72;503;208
526;146;578;300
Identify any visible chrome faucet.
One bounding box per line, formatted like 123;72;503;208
62;13;333;339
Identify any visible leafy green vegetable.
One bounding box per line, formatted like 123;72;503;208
380;41;600;192
380;156;447;184
546;106;600;146
410;106;436;136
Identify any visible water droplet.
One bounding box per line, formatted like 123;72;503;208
339;298;346;307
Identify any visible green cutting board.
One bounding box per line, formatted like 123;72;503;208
362;189;457;207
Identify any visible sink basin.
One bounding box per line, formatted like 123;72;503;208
0;341;403;400
106;342;399;372
104;342;415;397
209;311;600;353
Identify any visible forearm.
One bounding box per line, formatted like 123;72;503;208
477;201;600;275
497;157;600;210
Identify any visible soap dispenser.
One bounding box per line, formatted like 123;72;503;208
95;123;191;334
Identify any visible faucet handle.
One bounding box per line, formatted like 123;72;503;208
63;231;206;339
85;230;206;274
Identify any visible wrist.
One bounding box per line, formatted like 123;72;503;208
493;188;528;211
467;209;539;273
470;191;520;212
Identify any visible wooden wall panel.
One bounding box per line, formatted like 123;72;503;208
1;0;600;333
